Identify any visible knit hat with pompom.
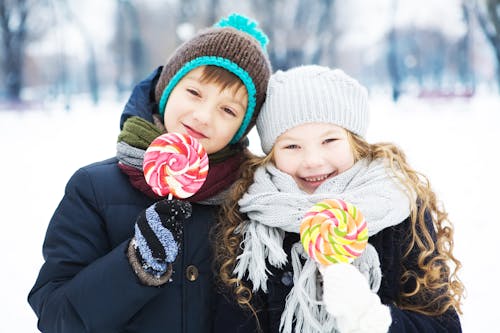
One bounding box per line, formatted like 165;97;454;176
155;13;272;144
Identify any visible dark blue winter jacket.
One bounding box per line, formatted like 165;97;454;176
28;68;257;333
260;215;462;333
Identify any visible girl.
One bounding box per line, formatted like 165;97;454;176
28;14;271;333
214;65;463;332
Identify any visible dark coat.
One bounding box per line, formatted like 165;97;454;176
28;68;257;333
261;215;462;333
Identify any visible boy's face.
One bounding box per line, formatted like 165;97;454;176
163;67;248;154
273;122;355;194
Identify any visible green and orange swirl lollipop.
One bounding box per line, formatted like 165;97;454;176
300;199;368;265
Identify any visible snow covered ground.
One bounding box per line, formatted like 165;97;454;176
1;92;498;332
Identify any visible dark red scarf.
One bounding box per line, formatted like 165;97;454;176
116;116;247;202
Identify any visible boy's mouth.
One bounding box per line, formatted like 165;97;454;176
184;124;208;140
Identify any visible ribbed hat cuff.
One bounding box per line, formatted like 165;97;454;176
257;66;369;154
158;56;257;144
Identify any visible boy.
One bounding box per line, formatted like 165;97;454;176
28;13;271;333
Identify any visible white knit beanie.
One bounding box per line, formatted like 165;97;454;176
257;65;369;154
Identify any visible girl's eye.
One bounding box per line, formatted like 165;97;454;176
187;88;200;97
323;138;337;144
222;107;236;117
284;144;299;149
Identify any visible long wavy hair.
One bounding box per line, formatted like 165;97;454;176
212;131;464;318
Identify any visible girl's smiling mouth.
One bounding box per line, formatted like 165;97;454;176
301;171;337;183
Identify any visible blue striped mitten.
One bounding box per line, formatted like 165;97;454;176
134;199;192;277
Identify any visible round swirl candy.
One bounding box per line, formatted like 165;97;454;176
299;199;368;265
143;133;209;198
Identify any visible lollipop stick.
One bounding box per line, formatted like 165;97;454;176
168;193;173;200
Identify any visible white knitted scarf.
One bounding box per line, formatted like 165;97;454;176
235;158;412;333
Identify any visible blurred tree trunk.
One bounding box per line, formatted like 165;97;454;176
251;0;337;70
115;0;145;89
250;0;281;69
177;0;197;44
387;28;401;100
387;0;401;101
0;0;29;101
115;1;127;95
206;0;220;26
61;1;99;104
475;0;500;91
309;0;335;65
124;1;145;85
459;2;475;93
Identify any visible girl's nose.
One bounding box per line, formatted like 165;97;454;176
302;148;325;169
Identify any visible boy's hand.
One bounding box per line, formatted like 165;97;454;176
134;199;192;275
153;199;192;244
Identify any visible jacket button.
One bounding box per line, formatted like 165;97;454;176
186;265;199;281
281;271;293;286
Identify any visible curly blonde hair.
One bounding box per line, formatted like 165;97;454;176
211;150;272;322
213;132;463;317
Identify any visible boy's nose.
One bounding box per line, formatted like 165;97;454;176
192;103;212;125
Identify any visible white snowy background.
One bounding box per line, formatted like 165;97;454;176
1;0;499;331
1;92;498;332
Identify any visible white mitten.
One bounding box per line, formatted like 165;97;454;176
319;263;392;333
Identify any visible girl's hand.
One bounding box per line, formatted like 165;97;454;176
319;263;392;333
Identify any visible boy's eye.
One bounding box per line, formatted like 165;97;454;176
284;144;299;149
222;107;237;117
187;88;200;97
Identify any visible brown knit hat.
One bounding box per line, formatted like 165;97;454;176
155;13;272;144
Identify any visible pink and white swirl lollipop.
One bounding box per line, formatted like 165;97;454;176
143;133;209;198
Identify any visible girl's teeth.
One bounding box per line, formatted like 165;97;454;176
305;175;328;182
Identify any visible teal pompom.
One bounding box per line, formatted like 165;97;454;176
215;13;268;51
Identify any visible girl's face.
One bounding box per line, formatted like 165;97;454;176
163;67;248;154
273;122;355;194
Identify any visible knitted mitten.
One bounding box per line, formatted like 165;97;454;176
133;199;191;278
320;263;392;333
